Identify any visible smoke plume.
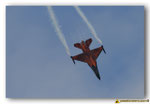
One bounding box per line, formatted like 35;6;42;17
47;6;71;56
74;6;103;44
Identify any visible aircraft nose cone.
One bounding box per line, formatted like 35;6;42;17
91;65;101;80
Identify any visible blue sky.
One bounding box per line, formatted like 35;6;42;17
6;6;144;98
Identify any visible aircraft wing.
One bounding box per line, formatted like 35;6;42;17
72;53;88;63
91;46;103;60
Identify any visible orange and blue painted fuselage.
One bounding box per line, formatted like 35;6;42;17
71;38;106;80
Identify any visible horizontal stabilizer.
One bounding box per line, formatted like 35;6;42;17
85;38;92;47
74;43;82;49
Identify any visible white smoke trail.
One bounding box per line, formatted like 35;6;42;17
47;6;71;56
74;6;103;44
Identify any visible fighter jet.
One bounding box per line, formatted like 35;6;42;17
71;38;106;80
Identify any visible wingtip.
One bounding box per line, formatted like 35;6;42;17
102;45;106;54
71;56;75;64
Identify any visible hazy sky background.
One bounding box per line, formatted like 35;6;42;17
6;6;144;98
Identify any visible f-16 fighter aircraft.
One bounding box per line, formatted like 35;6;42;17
71;38;106;80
